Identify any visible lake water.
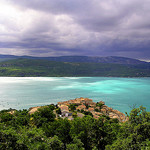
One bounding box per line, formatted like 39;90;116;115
0;77;150;113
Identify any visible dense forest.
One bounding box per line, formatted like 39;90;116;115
0;58;150;77
0;105;150;150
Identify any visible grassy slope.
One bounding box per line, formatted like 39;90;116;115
0;58;150;77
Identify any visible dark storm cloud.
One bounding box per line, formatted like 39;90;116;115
10;0;143;31
0;0;150;60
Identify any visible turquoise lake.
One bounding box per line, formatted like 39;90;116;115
0;77;150;113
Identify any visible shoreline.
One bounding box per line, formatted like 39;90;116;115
1;97;129;123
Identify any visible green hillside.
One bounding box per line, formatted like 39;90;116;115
0;105;150;149
0;58;150;77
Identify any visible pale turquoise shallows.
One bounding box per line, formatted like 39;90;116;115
0;77;150;113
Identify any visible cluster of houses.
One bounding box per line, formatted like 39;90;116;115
28;97;128;122
57;97;128;122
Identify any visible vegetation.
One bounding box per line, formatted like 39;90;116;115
0;58;150;77
96;102;104;109
0;105;149;150
79;109;93;117
69;104;79;112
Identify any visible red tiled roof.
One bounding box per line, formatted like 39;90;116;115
76;105;86;110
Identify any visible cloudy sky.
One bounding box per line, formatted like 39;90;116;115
0;0;150;60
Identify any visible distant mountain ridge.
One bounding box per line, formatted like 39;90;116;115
0;58;150;77
0;54;148;65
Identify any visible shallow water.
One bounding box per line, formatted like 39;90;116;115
0;77;150;113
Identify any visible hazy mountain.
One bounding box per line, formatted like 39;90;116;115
0;55;148;65
40;56;147;65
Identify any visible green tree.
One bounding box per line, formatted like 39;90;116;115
72;112;77;118
0;112;13;123
32;106;56;127
69;104;78;111
42;118;71;147
17;127;47;150
46;135;64;150
70;116;95;150
96;103;104;109
66;137;84;150
11;109;30;127
0;126;28;150
56;107;61;114
106;106;150;150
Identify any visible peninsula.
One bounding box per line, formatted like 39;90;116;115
29;97;128;122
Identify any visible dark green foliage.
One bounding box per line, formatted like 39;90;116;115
70;116;95;149
72;112;78;118
0;108;15;114
0;106;149;150
11;109;30;127
0;112;13;123
96;103;104;109
84;111;93;117
56;107;61;114
46;135;64;150
69;104;78;111
95;108;101;112
106;106;150;150
85;103;89;109
0;126;28;150
80;109;93;117
16;127;47;150
32;106;56;127
42;118;71;146
66;137;84;150
48;104;55;111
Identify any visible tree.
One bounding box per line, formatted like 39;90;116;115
11;109;30;127
42;118;71;146
106;106;150;150
46;135;64;150
32;106;56;127
96;103;104;110
0;126;28;150
56;108;61;114
66;137;84;150
70;116;96;150
69;104;78;111
0;112;13;123
72;112;77;118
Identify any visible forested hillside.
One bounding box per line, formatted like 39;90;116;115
0;58;150;77
0;105;149;149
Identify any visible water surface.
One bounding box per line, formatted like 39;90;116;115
0;77;150;113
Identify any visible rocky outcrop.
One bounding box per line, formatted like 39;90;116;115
29;106;42;114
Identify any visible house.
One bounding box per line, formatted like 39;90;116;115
59;105;69;112
76;104;86;111
61;111;72;117
88;107;94;111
